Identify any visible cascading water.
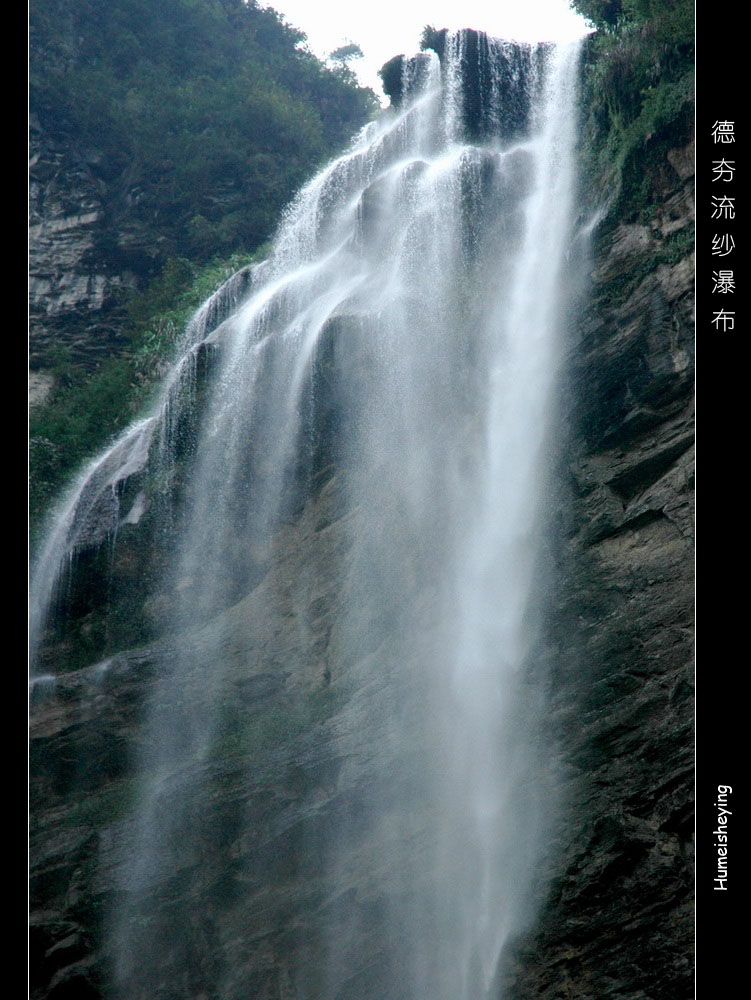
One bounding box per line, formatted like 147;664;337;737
28;264;257;675
30;30;583;1000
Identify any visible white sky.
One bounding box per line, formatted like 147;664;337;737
265;1;591;100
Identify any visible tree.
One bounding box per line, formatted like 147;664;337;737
569;0;623;28
329;42;364;66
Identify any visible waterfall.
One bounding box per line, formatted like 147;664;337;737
31;31;583;1000
28;265;256;674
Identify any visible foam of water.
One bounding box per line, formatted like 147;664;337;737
29;266;257;674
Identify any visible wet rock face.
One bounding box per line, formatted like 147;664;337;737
500;137;694;1000
28;90;694;1000
443;29;541;143
381;29;543;143
29;476;430;1000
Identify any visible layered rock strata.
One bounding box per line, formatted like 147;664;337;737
29;118;159;373
501;134;694;1000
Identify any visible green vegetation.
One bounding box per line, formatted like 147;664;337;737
328;42;365;86
29;251;258;532
30;1;379;534
30;0;377;262
572;0;694;223
571;0;689;31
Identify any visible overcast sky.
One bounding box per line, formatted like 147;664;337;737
266;0;591;99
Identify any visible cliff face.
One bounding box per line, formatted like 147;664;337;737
29;43;694;1000
29;117;158;374
31;476;412;1000
500;128;694;999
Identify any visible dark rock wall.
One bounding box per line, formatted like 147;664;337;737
30;476;425;1000
502;133;694;999
29;55;694;1000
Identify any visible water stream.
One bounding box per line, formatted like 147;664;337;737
31;31;583;1000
